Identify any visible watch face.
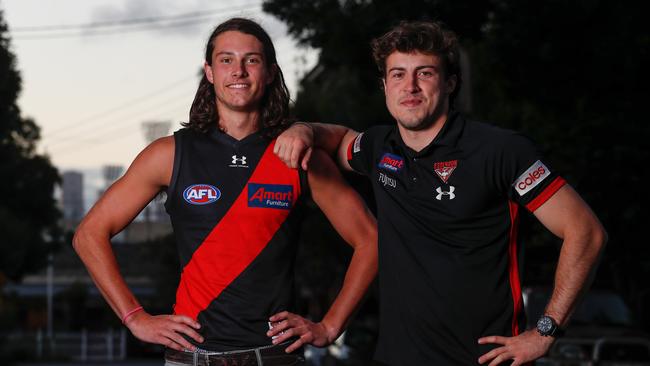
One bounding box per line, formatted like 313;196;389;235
537;316;554;335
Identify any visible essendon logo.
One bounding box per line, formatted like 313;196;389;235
378;153;404;173
183;184;221;205
514;160;550;196
248;183;293;210
434;160;458;183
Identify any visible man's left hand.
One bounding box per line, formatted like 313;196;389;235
478;329;554;366
267;311;337;353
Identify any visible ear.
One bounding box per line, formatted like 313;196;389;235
266;64;278;86
381;78;387;91
446;74;457;94
204;62;214;84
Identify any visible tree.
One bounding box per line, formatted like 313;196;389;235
0;9;61;281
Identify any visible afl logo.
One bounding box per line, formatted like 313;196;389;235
183;184;221;205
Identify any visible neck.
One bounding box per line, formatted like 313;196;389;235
398;104;450;153
217;108;261;140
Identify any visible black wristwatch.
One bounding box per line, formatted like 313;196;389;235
536;315;564;337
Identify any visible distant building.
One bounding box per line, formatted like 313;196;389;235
102;165;124;189
62;171;84;223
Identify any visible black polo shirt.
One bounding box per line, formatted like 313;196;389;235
347;111;566;366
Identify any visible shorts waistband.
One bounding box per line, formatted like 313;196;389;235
190;341;287;355
164;341;302;366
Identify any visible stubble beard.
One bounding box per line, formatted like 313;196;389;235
396;115;433;131
395;100;447;132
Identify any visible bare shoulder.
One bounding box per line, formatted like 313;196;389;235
124;135;175;187
144;135;175;158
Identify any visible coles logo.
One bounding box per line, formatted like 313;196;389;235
378;153;405;173
514;160;550;196
248;183;293;210
183;184;221;205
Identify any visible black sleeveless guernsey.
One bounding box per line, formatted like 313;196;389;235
165;127;306;351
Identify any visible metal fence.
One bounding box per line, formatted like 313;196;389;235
536;336;650;365
3;328;127;362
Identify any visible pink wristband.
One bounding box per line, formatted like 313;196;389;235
121;306;143;324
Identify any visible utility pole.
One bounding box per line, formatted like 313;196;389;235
46;253;53;339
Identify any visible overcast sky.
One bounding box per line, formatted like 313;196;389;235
1;0;317;176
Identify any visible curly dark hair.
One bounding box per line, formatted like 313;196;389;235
183;18;292;138
371;21;462;106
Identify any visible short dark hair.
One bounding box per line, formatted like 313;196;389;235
371;21;462;106
183;18;292;138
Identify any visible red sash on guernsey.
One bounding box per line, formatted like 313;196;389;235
173;140;301;320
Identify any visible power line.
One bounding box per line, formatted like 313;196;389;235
44;74;197;139
11;6;252;32
13;10;263;41
85;99;190;144
42;37;299;146
51;98;190;157
13;14;242;40
11;4;262;40
11;3;261;32
45;87;194;148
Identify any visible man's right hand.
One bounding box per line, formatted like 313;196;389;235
125;311;204;351
274;122;314;170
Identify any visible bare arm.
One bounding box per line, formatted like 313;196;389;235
72;136;203;351
533;185;607;324
478;185;607;366
274;122;360;171
268;149;378;352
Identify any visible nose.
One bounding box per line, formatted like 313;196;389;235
232;60;248;78
404;73;420;93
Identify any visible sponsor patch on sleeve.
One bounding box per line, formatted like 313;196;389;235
513;160;551;196
353;132;364;153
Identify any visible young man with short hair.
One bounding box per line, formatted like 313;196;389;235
273;21;606;365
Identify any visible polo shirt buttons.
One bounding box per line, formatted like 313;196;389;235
412;177;417;182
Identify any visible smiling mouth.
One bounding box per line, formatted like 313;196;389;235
227;83;251;89
400;99;422;107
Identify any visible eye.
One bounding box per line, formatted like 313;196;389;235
219;57;232;64
418;70;434;78
390;71;404;79
246;57;261;64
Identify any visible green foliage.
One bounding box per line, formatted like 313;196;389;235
0;10;61;281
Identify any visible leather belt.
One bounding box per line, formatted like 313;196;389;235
164;341;304;366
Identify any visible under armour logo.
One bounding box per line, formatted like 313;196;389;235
231;155;247;165
435;186;455;200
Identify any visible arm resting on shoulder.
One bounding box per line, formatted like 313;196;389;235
274;122;360;171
